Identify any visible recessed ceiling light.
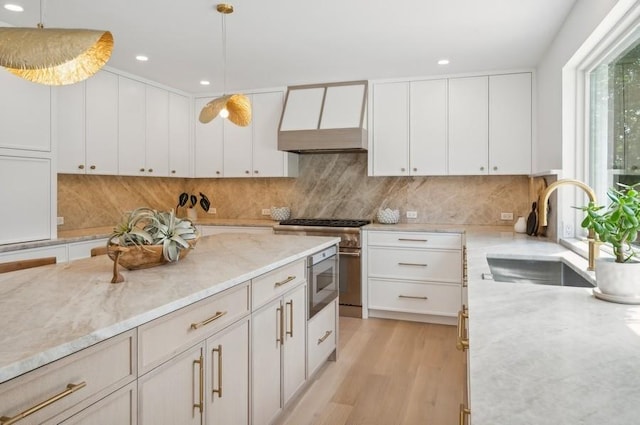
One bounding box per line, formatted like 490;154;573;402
200;80;210;86
4;4;24;12
438;59;450;65
135;55;149;62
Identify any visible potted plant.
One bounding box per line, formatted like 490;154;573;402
579;182;640;302
177;192;211;220
107;207;199;283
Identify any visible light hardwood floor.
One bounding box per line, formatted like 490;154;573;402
278;317;465;425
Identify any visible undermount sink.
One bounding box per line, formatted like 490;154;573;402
486;257;595;288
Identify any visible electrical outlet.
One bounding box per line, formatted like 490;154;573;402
500;212;514;221
406;211;418;219
207;207;217;214
261;209;271;216
563;221;574;238
56;216;64;225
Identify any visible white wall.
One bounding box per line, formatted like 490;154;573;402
534;0;619;173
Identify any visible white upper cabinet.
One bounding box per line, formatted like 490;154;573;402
56;82;86;174
371;82;409;176
279;88;324;131
168;93;191;177
320;84;365;129
85;71;119;175
194;97;224;178
410;79;448;176
145;85;170;176
488;73;532;175
448;76;489;175
0;70;50;152
224;94;254;177
253;91;297;177
118;76;146;176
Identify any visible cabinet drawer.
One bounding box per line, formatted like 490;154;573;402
0;330;135;425
252;260;306;309
369;279;460;316
368;247;462;283
307;299;336;377
367;231;461;249
138;283;249;374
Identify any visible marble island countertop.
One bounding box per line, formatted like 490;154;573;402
0;233;339;384
466;230;640;424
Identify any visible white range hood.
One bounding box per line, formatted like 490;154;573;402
278;81;368;153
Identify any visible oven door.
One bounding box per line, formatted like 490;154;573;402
308;253;338;319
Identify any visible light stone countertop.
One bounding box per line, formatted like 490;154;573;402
466;229;640;424
364;223;512;233
0;233;339;384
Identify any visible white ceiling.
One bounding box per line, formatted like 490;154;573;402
0;0;577;95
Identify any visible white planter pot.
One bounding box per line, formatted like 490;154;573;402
594;257;640;304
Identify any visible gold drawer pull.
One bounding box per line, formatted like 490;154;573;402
398;238;428;242
212;344;223;398
398;295;428;300
398;262;427;267
193;355;204;413
317;330;333;345
456;306;469;351
459;404;471;425
274;275;296;287
190;311;227;330
0;382;86;425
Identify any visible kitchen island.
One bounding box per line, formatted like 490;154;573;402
0;232;338;383
467;230;640;424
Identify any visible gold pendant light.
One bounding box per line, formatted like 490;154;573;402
0;1;113;86
199;3;251;127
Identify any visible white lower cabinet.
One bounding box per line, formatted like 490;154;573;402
252;283;306;425
205;319;249;425
364;230;464;323
307;299;337;377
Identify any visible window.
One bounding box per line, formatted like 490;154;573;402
589;35;640;203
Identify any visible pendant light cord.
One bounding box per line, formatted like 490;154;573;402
37;0;45;28
221;11;227;96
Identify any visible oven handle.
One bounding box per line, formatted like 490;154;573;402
339;251;360;258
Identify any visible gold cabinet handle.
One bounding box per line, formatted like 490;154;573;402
0;382;86;425
398;238;428;242
171;170;176;174
274;275;296;288
212;344;223;398
398;262;427;267
190;311;227;330
286;300;294;337
276;305;284;346
89;165;96;170
398;295;428;300
193;354;204;414
139;168;145;172
317;330;332;345
456;306;469;351
459;404;471;425
462;246;468;288
78;164;84;170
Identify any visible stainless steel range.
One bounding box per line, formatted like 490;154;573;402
273;218;370;317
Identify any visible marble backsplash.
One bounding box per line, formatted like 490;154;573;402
58;153;532;230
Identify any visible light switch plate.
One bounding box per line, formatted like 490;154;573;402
56;216;64;225
500;212;514;220
406;211;418;219
261;209;270;216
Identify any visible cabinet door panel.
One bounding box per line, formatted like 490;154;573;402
86;71;118;175
280;88;323;131
194;98;224;177
56;83;86;173
118;77;146;176
489;73;532;175
223;103;253;178
0;70;50;151
145;86;170;176
252;300;282;425
283;284;306;404
0;156;51;244
410;79;448;175
138;344;203;425
372;82;409;176
169;93;191;177
320;84;365;129
252;91;285;177
448;76;488;175
206;319;249;425
53;382;137;425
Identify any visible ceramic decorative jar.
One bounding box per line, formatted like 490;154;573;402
270;206;291;221
377;208;400;224
514;216;527;233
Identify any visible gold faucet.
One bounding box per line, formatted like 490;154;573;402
538;179;599;271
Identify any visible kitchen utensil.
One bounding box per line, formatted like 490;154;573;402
526;202;538;235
